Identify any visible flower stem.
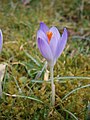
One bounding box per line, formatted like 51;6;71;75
50;66;55;106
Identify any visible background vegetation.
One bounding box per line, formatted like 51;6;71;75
0;0;90;119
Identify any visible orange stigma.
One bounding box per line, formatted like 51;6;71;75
47;31;53;43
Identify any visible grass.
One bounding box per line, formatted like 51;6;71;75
0;0;90;119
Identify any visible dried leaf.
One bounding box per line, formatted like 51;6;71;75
44;69;49;81
0;64;6;97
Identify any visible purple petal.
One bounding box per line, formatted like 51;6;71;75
49;35;58;57
49;27;60;40
55;28;68;59
37;29;48;42
0;30;3;51
40;22;49;34
37;38;53;62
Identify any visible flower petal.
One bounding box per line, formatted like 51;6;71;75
37;29;48;42
49;26;60;40
55;28;68;59
37;38;53;62
49;35;58;57
0;30;3;51
40;22;49;34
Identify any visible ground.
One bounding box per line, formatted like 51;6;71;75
0;0;90;120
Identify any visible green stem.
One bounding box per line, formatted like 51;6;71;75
50;66;55;106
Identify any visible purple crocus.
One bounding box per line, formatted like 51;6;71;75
37;22;68;67
37;22;68;105
0;30;3;52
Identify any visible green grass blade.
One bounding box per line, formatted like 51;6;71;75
64;109;78;120
24;51;40;66
56;76;90;80
31;76;90;83
3;92;43;103
62;84;90;101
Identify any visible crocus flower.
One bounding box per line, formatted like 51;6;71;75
0;30;3;52
37;22;68;67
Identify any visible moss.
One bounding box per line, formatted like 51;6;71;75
0;0;90;119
